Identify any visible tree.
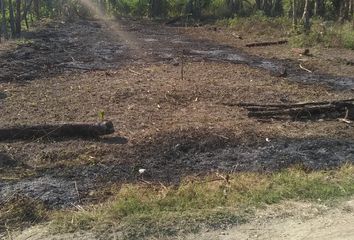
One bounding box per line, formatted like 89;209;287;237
15;0;21;37
292;0;297;29
0;0;7;40
150;0;166;18
33;0;39;19
314;0;325;17
302;0;310;33
8;0;15;37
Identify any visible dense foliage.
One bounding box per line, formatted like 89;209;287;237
0;0;353;39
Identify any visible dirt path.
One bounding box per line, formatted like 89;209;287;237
184;199;354;240
1;18;354;210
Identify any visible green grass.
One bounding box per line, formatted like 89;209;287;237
51;165;354;239
215;16;354;50
290;21;354;49
216;15;291;37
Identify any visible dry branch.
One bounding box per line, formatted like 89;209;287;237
230;99;354;121
299;64;312;73
0;121;114;141
246;40;288;47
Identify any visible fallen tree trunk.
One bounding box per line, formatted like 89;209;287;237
0;121;114;141
229;99;354;121
246;40;288;47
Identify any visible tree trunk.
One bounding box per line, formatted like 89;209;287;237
23;0;28;29
339;0;349;22
292;0;297;30
22;0;33;29
33;0;39;19
236;99;354;121
314;0;325;17
15;0;21;37
150;0;161;18
8;0;15;37
271;0;283;17
0;0;7;40
302;0;310;33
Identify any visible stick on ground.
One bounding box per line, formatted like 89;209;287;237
246;40;288;47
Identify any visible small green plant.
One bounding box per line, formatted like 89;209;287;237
98;110;105;121
16;39;34;46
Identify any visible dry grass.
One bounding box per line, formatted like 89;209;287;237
51;165;354;239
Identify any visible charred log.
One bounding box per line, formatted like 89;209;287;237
0;121;115;141
246;40;288;47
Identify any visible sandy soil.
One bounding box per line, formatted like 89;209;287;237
183;199;354;240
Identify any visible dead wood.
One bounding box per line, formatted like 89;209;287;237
0;121;114;141
246;40;288;47
227;99;354;121
229;99;354;108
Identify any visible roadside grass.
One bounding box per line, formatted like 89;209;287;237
51;164;354;239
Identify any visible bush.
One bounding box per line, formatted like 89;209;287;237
290;20;354;49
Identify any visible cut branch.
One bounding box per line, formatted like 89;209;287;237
226;99;354;121
0;121;115;141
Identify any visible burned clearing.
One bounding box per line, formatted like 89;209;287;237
1;17;354;231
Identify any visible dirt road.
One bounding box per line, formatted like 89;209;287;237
185;200;354;240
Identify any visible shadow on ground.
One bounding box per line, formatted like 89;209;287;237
1;131;353;209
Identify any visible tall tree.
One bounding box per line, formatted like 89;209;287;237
314;0;325;17
15;0;21;37
150;0;164;18
8;0;15;37
302;0;310;33
0;0;6;40
292;0;297;29
33;0;39;19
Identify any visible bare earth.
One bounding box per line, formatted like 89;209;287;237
184;199;354;240
1;17;354;239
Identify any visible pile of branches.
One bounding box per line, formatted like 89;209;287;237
231;99;354;121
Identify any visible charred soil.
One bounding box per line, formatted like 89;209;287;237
1;17;354;235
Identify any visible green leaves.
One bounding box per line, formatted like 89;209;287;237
98;110;105;121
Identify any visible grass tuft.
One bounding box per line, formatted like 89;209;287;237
0;196;47;233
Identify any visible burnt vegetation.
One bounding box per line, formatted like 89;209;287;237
0;0;354;238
